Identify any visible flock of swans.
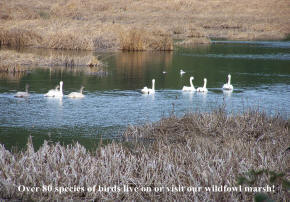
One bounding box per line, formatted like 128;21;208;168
141;70;233;94
14;70;234;98
14;81;85;98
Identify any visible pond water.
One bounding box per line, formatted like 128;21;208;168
0;41;290;150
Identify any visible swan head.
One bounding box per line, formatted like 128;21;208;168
190;76;194;80
204;78;207;82
60;81;63;86
228;74;231;79
152;79;155;83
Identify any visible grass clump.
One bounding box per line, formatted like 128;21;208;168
43;32;94;50
119;28;146;51
119;28;174;51
0;109;288;201
0;50;105;74
0;29;42;48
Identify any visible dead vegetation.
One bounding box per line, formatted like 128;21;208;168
0;0;289;51
0;50;104;70
119;28;173;51
0;28;42;48
0;109;289;201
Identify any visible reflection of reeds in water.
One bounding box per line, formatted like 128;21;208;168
0;72;27;81
116;51;173;77
47;66;108;77
0;65;31;73
0;109;288;201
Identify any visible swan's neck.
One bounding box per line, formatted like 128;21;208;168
203;80;207;88
25;86;29;93
228;76;231;85
152;80;155;90
60;83;63;93
190;78;193;87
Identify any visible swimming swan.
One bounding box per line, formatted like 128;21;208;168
141;79;155;94
15;84;29;98
222;74;233;90
44;81;63;97
196;78;208;92
182;76;196;91
67;86;85;98
180;69;186;75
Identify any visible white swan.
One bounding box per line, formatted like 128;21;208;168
44;81;63;97
67;86;85;98
182;76;196;91
15;84;29;98
196;78;208;92
162;71;167;74
222;74;233;90
180;69;186;75
141;79;155;94
44;85;59;97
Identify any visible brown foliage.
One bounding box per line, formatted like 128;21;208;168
0;109;288;201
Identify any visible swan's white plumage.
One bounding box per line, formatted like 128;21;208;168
182;76;196;91
141;79;155;94
15;84;29;98
180;69;186;75
44;81;63;97
68;86;85;98
196;78;208;92
222;74;233;90
44;85;59;97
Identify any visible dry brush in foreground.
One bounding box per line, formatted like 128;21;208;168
0;109;289;201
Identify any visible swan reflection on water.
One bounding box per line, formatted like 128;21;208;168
223;89;233;97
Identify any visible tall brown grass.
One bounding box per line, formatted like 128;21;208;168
119;28;174;51
0;109;288;201
43;32;94;50
1;0;288;50
119;29;146;51
0;50;106;76
0;29;42;48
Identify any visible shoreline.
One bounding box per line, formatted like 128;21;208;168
1;0;289;51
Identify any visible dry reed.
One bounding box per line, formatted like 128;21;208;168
43;32;94;50
0;29;42;48
0;50;104;68
0;109;288;201
119;28;174;51
1;0;288;50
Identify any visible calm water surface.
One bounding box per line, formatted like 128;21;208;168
1;41;290;150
